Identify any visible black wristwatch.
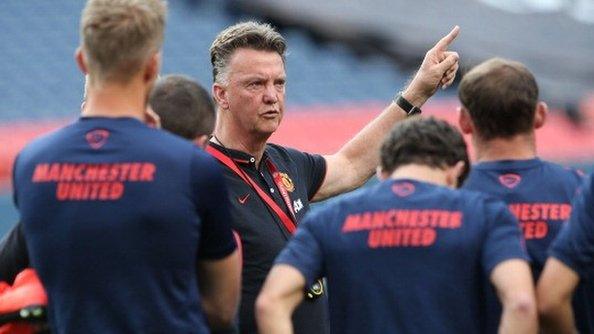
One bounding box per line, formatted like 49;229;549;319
394;93;422;116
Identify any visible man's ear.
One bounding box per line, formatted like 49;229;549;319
447;161;466;188
534;101;548;129
75;47;88;75
144;106;161;129
457;107;473;135
194;135;210;149
144;52;161;83
213;83;229;110
377;166;389;181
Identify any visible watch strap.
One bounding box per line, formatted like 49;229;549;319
394;93;422;116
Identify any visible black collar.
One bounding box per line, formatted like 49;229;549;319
207;142;268;167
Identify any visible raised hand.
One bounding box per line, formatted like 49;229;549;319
403;26;460;106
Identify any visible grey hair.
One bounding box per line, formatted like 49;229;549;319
209;21;286;84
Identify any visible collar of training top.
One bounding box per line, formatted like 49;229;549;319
208;142;270;166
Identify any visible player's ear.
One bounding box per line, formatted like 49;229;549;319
144;106;161;129
212;82;230;110
75;47;88;75
144;52;161;84
447;161;466;188
377;166;389;180
194;135;209;149
534;101;548;129
457;107;473;135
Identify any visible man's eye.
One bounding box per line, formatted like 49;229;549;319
248;81;263;88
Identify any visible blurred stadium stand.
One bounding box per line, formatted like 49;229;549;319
231;0;594;109
1;0;593;235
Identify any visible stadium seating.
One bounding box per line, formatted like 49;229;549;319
0;0;409;121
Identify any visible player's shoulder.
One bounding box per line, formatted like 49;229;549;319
322;180;403;217
16;122;80;163
540;160;585;182
452;186;507;214
141;125;192;147
265;142;315;161
308;184;374;220
464;166;491;184
265;142;287;151
137;126;209;159
339;181;382;205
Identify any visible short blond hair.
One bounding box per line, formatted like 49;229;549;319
80;0;167;84
210;21;286;84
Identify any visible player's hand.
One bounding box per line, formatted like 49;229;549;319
403;26;460;106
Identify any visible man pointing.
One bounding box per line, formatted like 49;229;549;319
207;21;460;333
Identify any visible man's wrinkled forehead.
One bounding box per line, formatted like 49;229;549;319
227;49;286;79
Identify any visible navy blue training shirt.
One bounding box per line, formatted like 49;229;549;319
276;179;528;334
207;142;328;334
463;158;587;332
550;174;594;332
12;117;236;333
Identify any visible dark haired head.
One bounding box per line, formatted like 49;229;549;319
458;58;538;141
380;117;470;186
149;74;215;140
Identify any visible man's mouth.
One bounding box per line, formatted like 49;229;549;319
261;110;279;118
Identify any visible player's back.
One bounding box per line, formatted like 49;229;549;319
463;158;589;332
463;158;582;275
12;117;219;333
305;179;526;334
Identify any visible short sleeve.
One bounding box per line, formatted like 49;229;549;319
275;214;325;286
191;150;237;260
482;197;529;276
550;175;594;277
279;145;327;200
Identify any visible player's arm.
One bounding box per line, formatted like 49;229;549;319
490;259;538;334
197;250;241;330
257;212;325;333
536;175;593;333
256;264;305;334
0;222;30;284
192;153;241;331
313;26;460;201
481;198;537;333
536;258;579;334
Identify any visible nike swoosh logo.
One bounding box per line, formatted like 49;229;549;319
238;194;250;204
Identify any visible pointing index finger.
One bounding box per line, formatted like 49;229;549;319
435;25;460;51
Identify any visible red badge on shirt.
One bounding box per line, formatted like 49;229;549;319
85;129;110;149
499;173;521;189
392;182;415;197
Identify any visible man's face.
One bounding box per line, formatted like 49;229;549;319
221;48;286;138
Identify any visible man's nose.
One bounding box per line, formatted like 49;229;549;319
262;83;279;104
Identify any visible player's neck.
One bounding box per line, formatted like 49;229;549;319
212;125;270;166
474;133;537;162
81;79;148;121
389;165;450;187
